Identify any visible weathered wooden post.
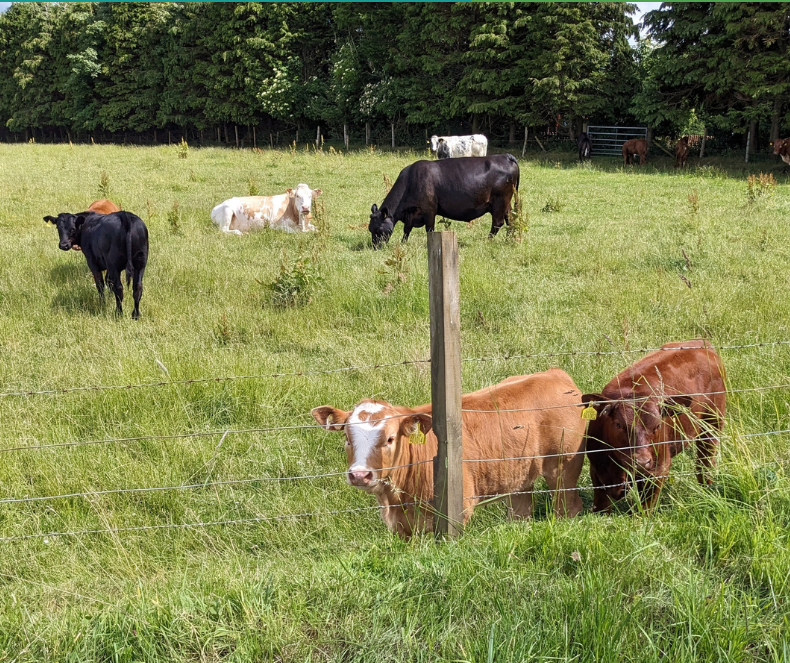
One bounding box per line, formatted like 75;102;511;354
428;231;464;538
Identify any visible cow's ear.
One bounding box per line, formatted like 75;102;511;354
286;188;293;195
311;406;350;432
399;412;432;439
380;206;389;218
74;215;86;228
312;188;322;198
371;204;378;214
659;394;693;418
43;216;57;225
581;393;612;417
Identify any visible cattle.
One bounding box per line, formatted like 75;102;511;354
429;134;488;158
211;183;322;235
622;138;648;166
312;369;587;538
577;132;592;161
64;200;122;252
44;210;149;319
581;340;726;513
774;137;790;166
675;136;690;168
368;154;519;247
88;199;121;215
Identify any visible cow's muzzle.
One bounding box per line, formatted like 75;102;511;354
59;241;72;251
348;470;374;487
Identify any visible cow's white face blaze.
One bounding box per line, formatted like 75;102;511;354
291;183;322;217
430;135;439;152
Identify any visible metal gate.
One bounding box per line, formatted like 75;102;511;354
587;126;648;156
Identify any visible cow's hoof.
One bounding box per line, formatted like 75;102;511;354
132;311;140;320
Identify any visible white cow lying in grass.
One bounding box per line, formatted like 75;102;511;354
211;183;322;235
429;134;488;159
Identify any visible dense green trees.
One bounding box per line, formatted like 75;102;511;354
0;2;787;149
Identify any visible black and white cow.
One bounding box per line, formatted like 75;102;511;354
369;155;520;247
429;134;488;158
44;210;149;319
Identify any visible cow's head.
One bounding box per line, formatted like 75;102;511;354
287;183;322;218
312;400;432;491
581;392;693;507
429;135;439;153
369;204;394;248
44;213;85;251
774;138;787;156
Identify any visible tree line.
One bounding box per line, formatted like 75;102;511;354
0;2;787;154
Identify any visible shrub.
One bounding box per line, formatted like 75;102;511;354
168;200;181;234
248;178;259;196
266;253;322;307
746;172;777;203
687;189;699;214
541;195;565;213
98;171;111;199
176;137;189;159
507;191;529;243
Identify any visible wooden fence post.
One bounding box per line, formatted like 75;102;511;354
428;231;464;538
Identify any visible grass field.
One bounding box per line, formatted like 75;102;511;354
1;143;790;662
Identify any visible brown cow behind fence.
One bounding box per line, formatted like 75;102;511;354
582;340;726;513
675;136;690;168
312;369;587;538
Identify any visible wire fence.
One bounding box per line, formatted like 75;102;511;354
1;338;789;544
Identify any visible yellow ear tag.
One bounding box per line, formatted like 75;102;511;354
581;406;598;421
409;422;426;445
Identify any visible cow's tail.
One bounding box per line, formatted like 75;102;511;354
505;153;520;191
118;211;135;287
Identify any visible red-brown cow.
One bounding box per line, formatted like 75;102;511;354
622;139;648;166
88;199;121;215
774;137;790;166
312;369;587;538
581;340;726;513
675;136;690;168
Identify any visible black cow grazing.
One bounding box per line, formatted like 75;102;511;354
44;210;149;319
369;154;520;247
577;132;592;161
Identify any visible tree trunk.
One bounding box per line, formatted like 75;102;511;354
522;126;528;157
699;126;706;158
746;120;756;163
391;122;395;148
234;124;239;148
509;122;516;145
646;126;653;148
568;119;576;142
316;125;320;147
168;130;171;145
343;123;348;150
253;126;256;148
770;97;782;143
224;123;229;143
366;121;370;145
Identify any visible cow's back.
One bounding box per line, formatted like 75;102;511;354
214;195;291;232
461;369;586;493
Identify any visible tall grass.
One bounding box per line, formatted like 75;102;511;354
0;145;789;661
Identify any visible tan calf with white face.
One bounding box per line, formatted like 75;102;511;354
312;368;588;538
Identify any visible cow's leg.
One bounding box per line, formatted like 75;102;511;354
545;469;583;518
488;197;509;237
506;492;533;520
590;466;615;514
107;269;123;316
695;408;721;485
401;222;413;243
131;266;145;320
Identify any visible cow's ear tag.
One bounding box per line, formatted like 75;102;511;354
409;422;426;445
581;406;598;421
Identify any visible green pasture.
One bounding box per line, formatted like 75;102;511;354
1;143;790;661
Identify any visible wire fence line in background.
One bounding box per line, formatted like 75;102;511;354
1;429;786;509
2;340;789;400
1;384;787;456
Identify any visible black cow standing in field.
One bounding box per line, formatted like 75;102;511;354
368;154;520;247
577;132;592;161
44;210;149;319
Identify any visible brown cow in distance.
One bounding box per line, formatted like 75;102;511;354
312;369;587;538
582;340;726;514
88;199;121;215
774;137;790;166
622;138;648;166
675;136;690;168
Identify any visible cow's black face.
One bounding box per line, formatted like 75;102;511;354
369;204;394;248
44;213;84;251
